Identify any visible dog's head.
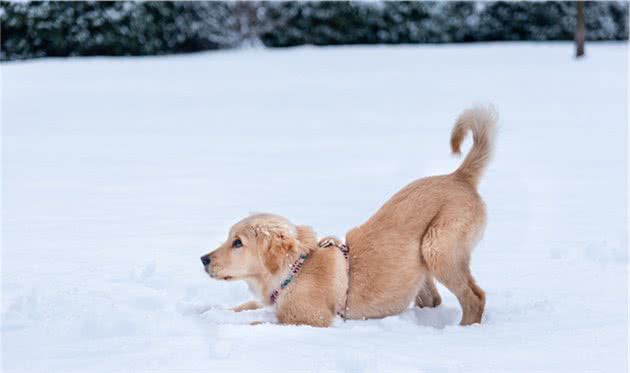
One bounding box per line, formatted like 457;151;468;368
200;213;316;281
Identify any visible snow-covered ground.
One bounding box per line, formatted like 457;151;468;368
1;43;628;372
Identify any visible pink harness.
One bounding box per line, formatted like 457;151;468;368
269;253;308;304
268;239;351;321
318;239;352;321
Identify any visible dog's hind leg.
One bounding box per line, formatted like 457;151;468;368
415;275;441;308
420;218;485;325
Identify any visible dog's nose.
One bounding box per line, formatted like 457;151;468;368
200;255;211;266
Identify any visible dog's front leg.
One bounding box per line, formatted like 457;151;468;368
231;300;263;312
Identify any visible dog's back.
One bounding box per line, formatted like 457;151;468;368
345;106;497;324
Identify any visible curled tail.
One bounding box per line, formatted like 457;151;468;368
450;106;498;187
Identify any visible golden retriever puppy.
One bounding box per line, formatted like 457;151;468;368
201;106;497;327
201;213;348;327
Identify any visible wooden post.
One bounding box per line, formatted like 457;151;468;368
575;1;585;58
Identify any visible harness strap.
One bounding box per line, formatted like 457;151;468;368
269;254;308;304
319;239;351;321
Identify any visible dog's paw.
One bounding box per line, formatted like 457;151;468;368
230;300;263;312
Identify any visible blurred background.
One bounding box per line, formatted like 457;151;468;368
1;1;628;61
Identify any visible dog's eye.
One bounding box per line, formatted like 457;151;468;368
232;239;243;248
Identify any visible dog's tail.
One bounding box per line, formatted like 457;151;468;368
450;105;498;188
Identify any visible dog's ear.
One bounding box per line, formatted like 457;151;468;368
259;231;297;274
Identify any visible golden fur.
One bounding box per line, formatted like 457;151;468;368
202;106;497;327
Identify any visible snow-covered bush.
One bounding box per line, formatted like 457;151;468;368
1;1;628;61
0;1;241;60
260;1;628;46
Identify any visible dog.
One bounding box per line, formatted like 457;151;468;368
201;106;497;327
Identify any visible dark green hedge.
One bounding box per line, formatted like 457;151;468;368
260;1;629;46
0;1;239;60
1;1;628;61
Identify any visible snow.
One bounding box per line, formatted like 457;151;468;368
1;43;628;372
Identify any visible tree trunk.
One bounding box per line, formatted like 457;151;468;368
575;1;586;58
235;1;260;46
